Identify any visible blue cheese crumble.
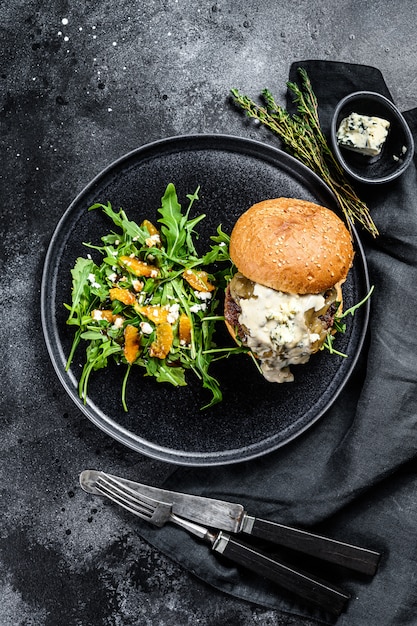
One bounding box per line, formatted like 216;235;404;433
337;112;390;156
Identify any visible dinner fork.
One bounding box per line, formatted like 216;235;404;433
89;473;350;615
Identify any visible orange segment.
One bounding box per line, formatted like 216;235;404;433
91;309;115;323
141;220;161;247
135;304;170;324
149;321;173;359
123;324;141;364
179;313;192;344
141;219;159;236
109;287;137;306
91;310;125;327
118;256;159;278
183;269;215;292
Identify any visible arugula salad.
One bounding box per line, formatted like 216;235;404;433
65;183;245;410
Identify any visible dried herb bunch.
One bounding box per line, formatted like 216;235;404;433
231;68;378;238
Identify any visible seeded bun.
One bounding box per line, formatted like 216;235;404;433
229;198;354;295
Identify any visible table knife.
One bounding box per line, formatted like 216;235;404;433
80;469;380;575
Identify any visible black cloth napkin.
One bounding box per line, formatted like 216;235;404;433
138;61;417;625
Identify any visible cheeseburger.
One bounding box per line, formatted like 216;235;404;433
224;198;354;383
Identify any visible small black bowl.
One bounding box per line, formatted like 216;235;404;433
330;91;414;184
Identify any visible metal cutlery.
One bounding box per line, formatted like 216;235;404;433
80;469;380;576
81;471;350;615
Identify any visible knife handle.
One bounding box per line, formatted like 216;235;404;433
212;532;349;616
244;517;380;575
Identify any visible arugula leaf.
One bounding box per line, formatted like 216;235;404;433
67;257;96;323
89;202;146;242
157;183;205;261
79;339;122;403
157;183;187;258
321;285;374;357
202;226;232;266
154;364;187;386
339;285;374;319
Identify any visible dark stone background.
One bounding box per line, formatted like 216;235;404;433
2;2;416;624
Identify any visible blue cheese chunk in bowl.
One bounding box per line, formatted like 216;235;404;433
330;91;414;184
336;113;390;157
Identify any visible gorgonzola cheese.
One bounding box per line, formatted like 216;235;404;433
336;112;390;156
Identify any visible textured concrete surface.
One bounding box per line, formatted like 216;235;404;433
1;1;416;625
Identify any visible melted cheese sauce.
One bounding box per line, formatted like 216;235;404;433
239;283;326;383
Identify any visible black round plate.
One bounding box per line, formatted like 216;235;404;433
41;134;370;466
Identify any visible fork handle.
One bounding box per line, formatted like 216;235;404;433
212;532;349;616
242;517;380;575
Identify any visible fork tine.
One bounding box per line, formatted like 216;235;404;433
100;475;155;513
96;474;169;527
96;477;154;519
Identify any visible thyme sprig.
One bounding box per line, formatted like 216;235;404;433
231;67;378;238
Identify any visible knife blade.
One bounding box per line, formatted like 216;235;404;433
80;469;380;575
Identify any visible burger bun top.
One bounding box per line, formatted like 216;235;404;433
229;197;354;294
